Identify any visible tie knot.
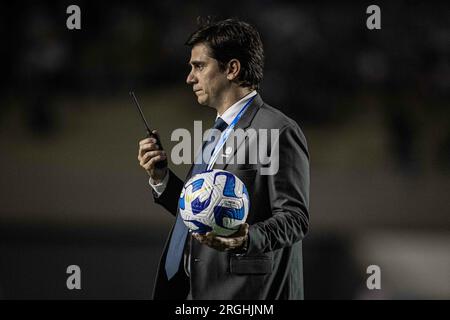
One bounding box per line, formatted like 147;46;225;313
213;117;228;132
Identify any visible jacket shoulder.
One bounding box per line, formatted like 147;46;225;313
255;101;303;130
253;101;308;149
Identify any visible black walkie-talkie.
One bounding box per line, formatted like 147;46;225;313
129;91;168;169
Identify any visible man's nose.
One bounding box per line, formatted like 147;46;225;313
186;71;196;85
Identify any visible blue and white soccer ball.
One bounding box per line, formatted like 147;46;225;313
179;169;250;236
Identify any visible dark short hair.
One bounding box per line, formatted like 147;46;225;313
185;17;264;90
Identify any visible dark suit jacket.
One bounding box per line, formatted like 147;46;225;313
152;94;310;300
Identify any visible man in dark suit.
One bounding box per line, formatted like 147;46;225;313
138;18;310;300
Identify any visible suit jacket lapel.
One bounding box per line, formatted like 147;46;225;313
213;94;264;171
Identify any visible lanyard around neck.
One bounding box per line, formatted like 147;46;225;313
207;95;256;170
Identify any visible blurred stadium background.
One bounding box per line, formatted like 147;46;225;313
0;1;449;299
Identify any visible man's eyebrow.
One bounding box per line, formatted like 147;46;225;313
188;60;205;66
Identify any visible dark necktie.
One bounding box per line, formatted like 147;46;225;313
165;117;228;280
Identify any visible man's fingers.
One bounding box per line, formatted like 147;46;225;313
193;232;205;238
138;141;159;158
194;230;246;251
150;153;166;166
138;138;157;155
192;233;208;244
138;138;159;161
141;152;166;169
139;137;154;146
197;233;216;247
140;141;158;151
231;223;249;237
210;237;223;248
205;231;216;239
140;150;160;165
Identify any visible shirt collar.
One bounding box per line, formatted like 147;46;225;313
216;90;257;125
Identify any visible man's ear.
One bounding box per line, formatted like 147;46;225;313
226;59;241;81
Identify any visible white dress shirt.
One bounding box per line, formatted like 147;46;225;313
149;90;257;196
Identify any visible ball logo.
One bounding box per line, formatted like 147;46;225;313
184;185;214;204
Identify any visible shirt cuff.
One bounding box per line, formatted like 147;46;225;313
148;171;169;197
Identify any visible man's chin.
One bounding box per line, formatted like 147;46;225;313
196;96;208;106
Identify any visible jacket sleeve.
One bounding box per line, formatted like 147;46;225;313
246;124;310;254
153;169;184;217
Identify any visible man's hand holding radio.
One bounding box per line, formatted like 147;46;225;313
138;130;168;184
